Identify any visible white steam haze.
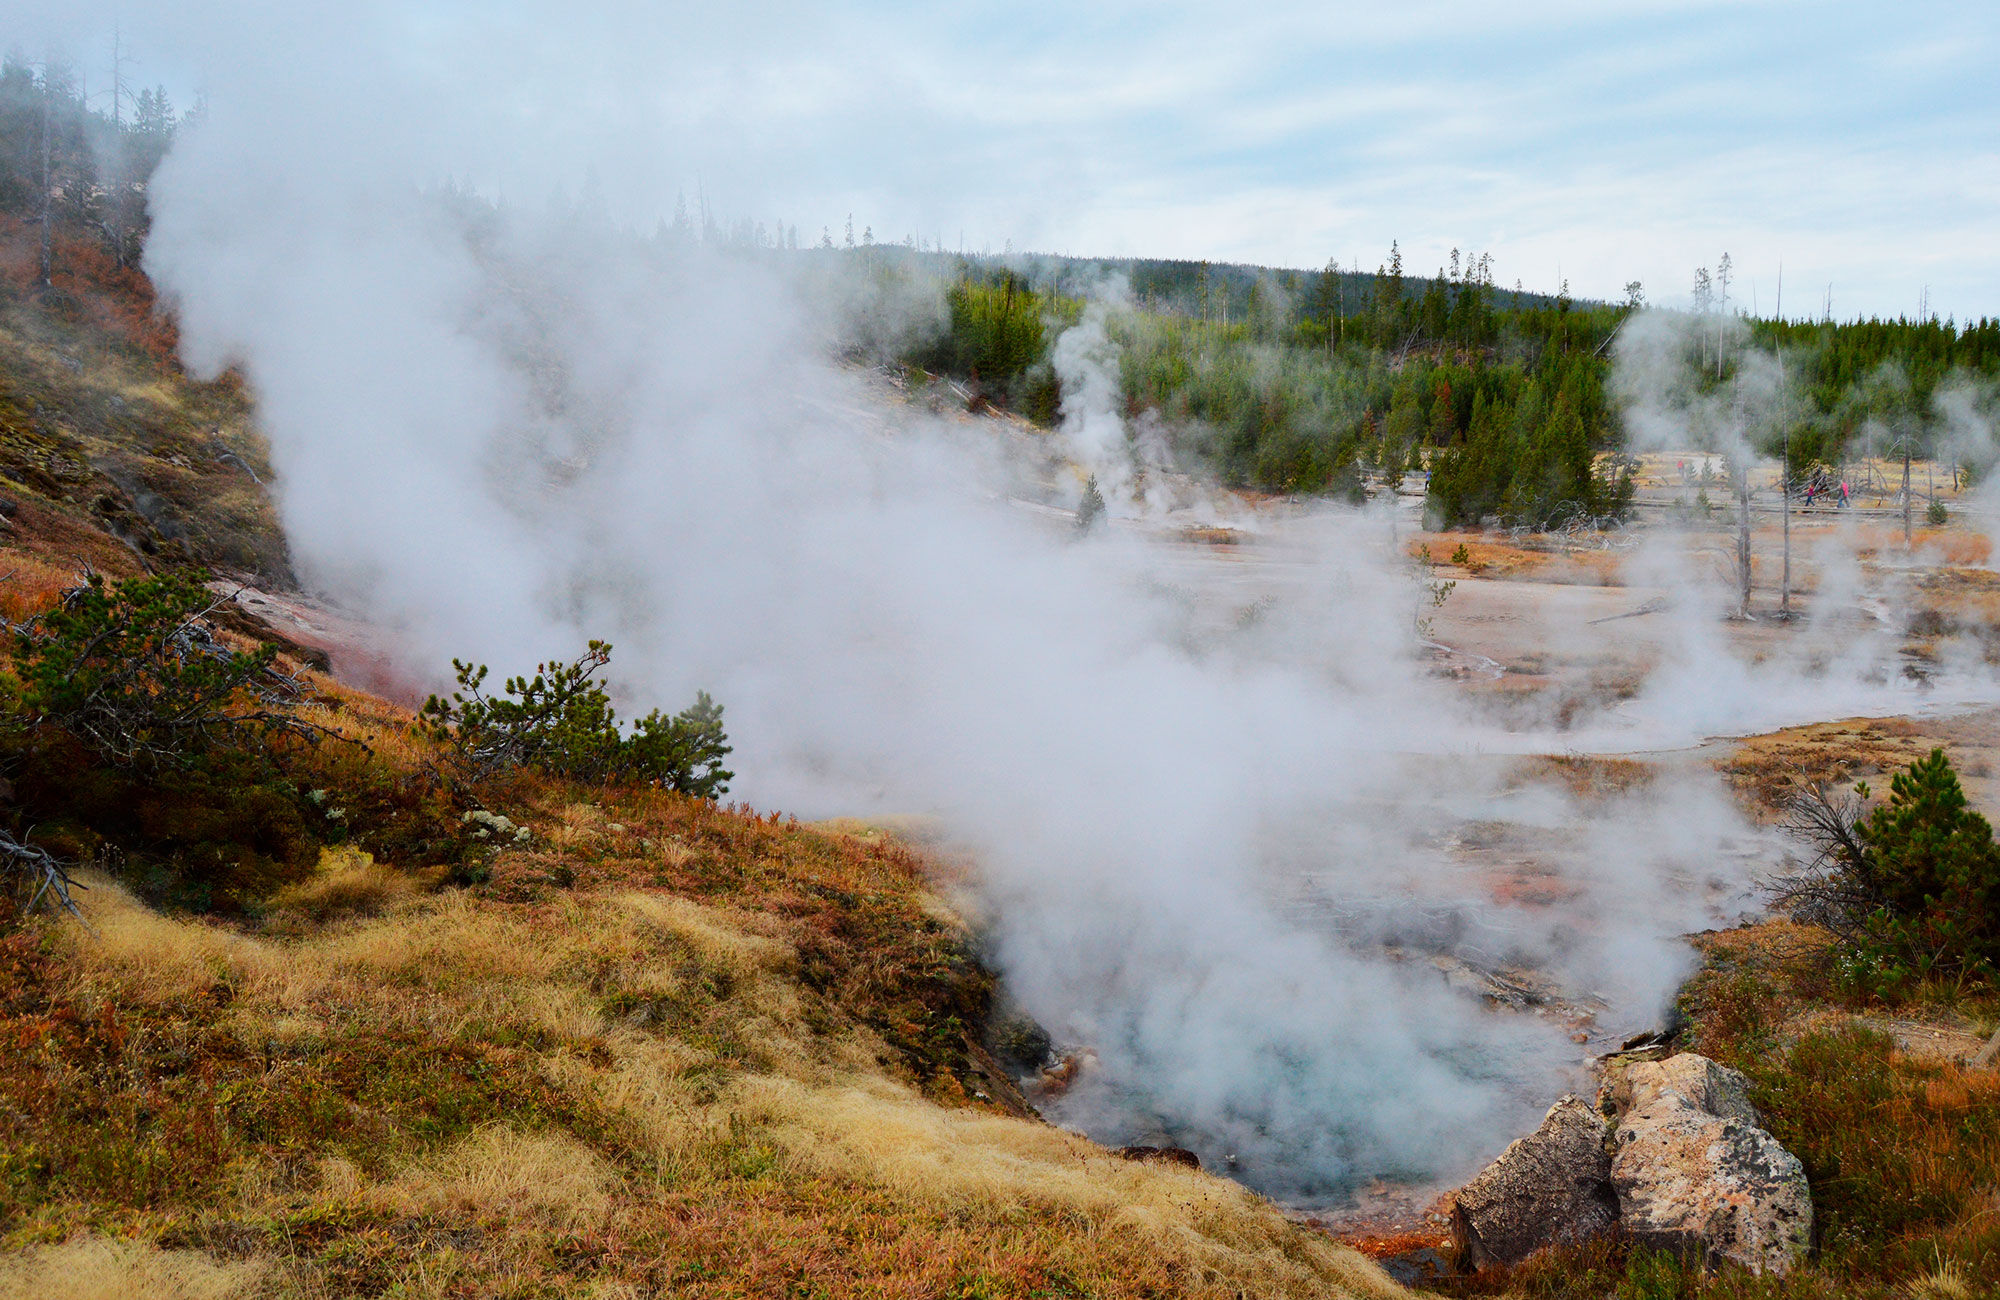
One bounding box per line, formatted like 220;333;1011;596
1050;291;1226;524
1600;308;2000;744
18;0;1997;1201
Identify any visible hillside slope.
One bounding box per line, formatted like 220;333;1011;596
0;272;1405;1299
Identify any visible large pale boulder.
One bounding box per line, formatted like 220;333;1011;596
1609;1056;1811;1276
1451;1096;1618;1269
1604;1054;1761;1128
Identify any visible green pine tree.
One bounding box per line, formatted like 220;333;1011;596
1855;749;2000;977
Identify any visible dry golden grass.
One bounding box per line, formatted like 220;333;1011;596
735;1072;1405;1300
292;696;436;770
58;869;286;1005
806;814;947;845
610;889;791;977
1849;525;1995;567
305;890;561;985
0;1237;265;1300
1515;753;1653;799
1696;917;1837;967
1905;1260;1976;1300
371;1126;618;1232
2;583;1400;1294
17;855;1407;1299
1722;717;1948;811
551;1034;717;1167
266;847;422;926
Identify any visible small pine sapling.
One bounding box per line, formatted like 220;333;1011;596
1076;474;1106;532
421;641;732;797
1411;544;1457;642
625;691;734;799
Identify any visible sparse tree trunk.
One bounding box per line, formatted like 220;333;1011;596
108;26;128;269
38;63;54;290
1780;410;1792;616
1903;443;1913;546
1974;1023;2000;1069
1737;468;1752;618
1776;271;1792;617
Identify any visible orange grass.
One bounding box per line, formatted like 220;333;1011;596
1411;532;1623;585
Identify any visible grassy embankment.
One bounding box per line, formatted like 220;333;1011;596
1443;724;2000;1300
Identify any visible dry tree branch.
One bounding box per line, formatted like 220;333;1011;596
0;830;87;928
1768;780;1878;944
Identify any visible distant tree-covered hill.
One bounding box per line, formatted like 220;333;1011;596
892;243;2000;528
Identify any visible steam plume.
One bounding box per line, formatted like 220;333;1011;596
22;0;1951;1200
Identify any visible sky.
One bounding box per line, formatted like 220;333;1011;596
20;0;2000;319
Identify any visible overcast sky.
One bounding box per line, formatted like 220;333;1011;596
26;0;2000;319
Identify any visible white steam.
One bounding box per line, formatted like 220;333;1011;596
1049;293;1209;521
19;2;1932;1201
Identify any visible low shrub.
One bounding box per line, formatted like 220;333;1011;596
420;640;732;797
3;570;302;769
0;570;336;911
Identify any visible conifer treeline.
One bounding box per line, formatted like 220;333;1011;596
905;251;2000;529
0;53;185;279
907;251;1635;525
904;275;1077;425
1746;317;2000;468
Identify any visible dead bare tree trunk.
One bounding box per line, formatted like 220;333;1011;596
1975;1024;2000;1070
1;831;87;925
107;25;129;269
1780;417;1791;616
1776;269;1791;618
1903;441;1913;546
37;61;54;290
1737;465;1753;618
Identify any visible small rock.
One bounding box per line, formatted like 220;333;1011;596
1116;1145;1200;1169
1451;1095;1618;1269
1032;1049;1094;1098
1377;1247;1453;1287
